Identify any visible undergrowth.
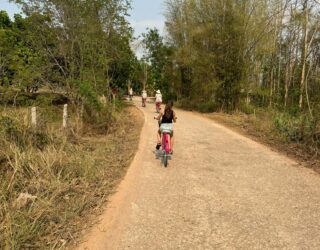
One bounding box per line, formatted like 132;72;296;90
0;103;143;249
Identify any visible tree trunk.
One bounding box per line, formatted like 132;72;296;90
269;68;274;108
299;1;309;109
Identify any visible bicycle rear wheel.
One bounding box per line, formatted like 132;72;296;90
164;154;168;167
162;133;169;167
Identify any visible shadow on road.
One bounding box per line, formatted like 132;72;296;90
153;149;172;167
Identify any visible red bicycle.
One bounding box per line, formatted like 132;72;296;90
160;124;173;167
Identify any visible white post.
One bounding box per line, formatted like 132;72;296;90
63;104;68;128
31;107;37;127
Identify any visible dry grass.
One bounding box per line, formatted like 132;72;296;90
0;104;143;249
205;110;320;174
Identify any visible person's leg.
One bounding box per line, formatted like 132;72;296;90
157;130;161;144
156;130;161;150
170;133;174;153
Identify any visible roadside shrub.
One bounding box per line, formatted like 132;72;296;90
164;92;178;102
177;98;218;113
0;115;50;149
14;93;35;106
176;98;194;110
0;91;68;106
0;116;24;147
239;103;255;115
197;101;218;113
30;130;50;150
273;113;315;142
78;81;102;111
83;104;114;133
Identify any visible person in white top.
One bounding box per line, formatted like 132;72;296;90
155;90;162;113
142;90;147;107
129;87;133;101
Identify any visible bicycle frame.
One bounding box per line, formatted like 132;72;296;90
161;132;171;167
162;132;170;154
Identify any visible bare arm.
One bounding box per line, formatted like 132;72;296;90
154;111;163;120
173;111;177;123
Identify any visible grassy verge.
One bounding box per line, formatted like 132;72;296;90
203;110;320;174
0;104;143;249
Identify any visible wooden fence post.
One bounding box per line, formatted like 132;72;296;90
31;107;37;127
63;104;68;128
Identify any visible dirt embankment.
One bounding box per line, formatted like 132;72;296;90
205;112;320;174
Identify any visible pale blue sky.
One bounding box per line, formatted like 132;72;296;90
130;0;166;37
0;0;166;37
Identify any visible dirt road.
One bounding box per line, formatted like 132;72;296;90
77;100;320;249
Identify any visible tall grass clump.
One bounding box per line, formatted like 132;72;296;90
0;102;141;249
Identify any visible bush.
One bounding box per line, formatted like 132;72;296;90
35;93;68;106
197;101;218;113
0;116;24;147
273;112;315;142
0;115;50;149
239;103;255;115
176;98;218;113
176;98;195;111
83;104;114;133
30;131;50;150
0;91;68;106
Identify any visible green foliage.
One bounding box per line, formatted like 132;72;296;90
78;81;102;111
1;1;136;113
0;10;11;29
34;93;68;106
0;11;49;91
142;28;173;98
164;0;250;111
0;91;68;106
163;0;320;117
0;116;22;146
239;103;255;115
0;115;50;149
273;113;316;142
176;98;218;113
83;105;114;133
197;101;219;113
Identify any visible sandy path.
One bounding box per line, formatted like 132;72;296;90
77;99;320;249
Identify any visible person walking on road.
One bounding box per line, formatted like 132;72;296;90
129;87;133;101
155;90;162;113
142;90;147;107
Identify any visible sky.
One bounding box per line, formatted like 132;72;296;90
0;0;22;18
0;0;166;37
129;0;166;38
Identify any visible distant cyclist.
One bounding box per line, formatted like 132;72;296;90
155;90;162;113
154;100;177;153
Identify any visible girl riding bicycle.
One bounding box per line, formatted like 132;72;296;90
154;100;177;153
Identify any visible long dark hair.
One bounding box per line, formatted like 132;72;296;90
164;100;174;119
